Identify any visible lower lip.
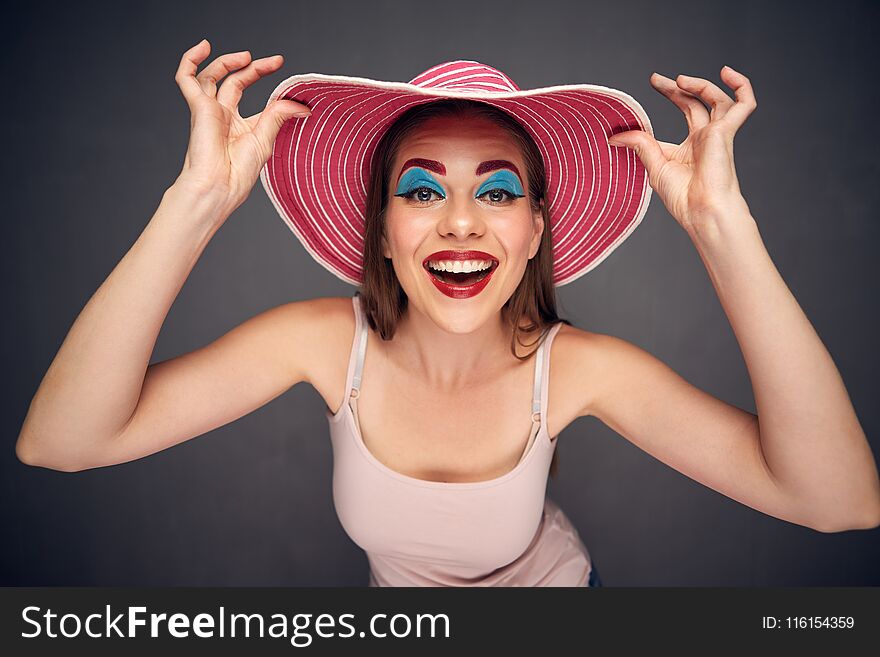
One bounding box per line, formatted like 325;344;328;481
423;264;497;299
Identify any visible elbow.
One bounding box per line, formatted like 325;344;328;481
810;504;880;533
851;503;880;532
15;436;39;467
847;490;880;531
15;436;82;473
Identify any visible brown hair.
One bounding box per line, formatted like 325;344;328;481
358;98;572;476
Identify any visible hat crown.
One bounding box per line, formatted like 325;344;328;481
408;60;521;93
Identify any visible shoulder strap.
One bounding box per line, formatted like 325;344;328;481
532;322;564;423
531;331;547;422
351;293;369;397
532;322;562;422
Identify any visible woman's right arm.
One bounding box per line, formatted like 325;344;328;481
15;39;313;471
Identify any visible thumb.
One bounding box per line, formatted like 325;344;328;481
253;99;311;159
607;129;666;179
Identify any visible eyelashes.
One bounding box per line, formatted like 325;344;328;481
396;186;445;204
398;186;520;205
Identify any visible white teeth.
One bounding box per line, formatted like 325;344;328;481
427;259;493;273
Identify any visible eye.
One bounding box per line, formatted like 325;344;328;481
478;188;519;204
397;186;444;204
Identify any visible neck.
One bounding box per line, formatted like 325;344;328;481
392;303;517;391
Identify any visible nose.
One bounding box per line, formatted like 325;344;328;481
436;195;486;240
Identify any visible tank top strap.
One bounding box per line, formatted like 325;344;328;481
532;322;564;424
350;293;369;397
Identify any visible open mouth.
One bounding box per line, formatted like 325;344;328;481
423;261;498;287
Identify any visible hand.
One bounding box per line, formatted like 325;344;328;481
172;39;311;212
608;66;757;234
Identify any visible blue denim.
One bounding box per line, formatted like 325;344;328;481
586;562;603;587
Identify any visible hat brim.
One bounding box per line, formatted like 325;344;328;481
260;71;653;287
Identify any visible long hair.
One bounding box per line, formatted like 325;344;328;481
358;98;572;476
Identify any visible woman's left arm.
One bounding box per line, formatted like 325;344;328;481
606;66;880;531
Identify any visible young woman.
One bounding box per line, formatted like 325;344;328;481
16;40;880;587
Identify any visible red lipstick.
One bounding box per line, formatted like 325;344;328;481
422;250;499;300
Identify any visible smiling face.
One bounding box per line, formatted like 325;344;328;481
381;115;544;333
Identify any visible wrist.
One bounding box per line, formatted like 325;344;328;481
684;206;766;288
684;200;760;252
163;177;238;226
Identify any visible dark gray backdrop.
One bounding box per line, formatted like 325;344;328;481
3;0;878;586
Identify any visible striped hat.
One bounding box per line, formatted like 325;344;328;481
260;60;653;287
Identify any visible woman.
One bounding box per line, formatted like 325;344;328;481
15;40;880;587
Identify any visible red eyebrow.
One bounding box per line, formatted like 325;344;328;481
397;158;446;182
476;160;521;178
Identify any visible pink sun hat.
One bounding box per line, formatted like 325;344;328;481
259;60;653;287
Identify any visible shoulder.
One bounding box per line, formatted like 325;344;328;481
549;322;646;420
270;295;355;339
550;321;607;367
265;296;356;387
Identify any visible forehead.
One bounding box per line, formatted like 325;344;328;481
393;115;523;170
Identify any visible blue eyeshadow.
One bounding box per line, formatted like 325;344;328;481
394;167;446;197
475;170;525;198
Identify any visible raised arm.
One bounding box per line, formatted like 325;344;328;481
15;39;311;471
595;66;880;532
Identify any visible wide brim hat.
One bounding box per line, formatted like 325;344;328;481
260;60;653;287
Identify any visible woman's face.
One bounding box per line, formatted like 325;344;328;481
382;114;544;334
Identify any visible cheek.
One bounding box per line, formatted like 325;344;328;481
498;214;538;257
383;211;424;261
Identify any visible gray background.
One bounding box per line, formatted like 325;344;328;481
3;0;878;586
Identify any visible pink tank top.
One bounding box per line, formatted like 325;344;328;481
326;294;593;586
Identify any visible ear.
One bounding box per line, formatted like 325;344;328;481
381;232;391;260
528;202;545;260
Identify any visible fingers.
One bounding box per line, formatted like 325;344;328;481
174;39;254;109
673;73;736;121
607;130;668;183
196;50;252;98
243;98;312;131
174;39;212;111
655;67;756;139
650;73;710;132
251;100;313;163
216;54;284;111
717;65;757;131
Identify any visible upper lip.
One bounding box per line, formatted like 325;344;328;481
422;250;499;267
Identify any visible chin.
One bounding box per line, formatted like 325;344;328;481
401;266;517;330
428;298;505;335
